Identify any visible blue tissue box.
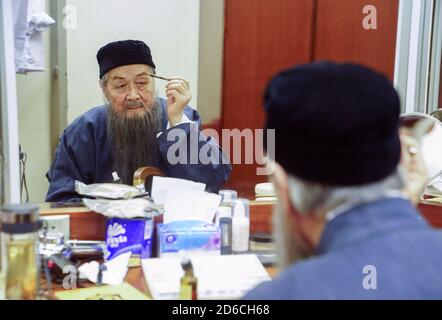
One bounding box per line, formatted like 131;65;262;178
105;217;154;260
157;220;220;256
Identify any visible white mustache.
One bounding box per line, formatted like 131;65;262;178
126;101;144;108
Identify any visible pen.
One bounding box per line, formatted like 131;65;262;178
147;73;172;81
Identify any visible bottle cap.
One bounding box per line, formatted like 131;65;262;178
255;183;276;197
219;190;238;203
181;258;193;271
1;203;42;234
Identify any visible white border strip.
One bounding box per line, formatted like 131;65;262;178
394;0;412;112
405;0;424;113
428;0;442;113
0;0;21;203
394;0;434;114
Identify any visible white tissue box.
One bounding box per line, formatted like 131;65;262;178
157;220;220;257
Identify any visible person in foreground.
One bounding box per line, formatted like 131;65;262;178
244;61;442;299
46;40;231;202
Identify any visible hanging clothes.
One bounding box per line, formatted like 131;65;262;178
12;0;55;74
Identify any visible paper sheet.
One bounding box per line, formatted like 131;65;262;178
141;254;271;300
78;251;131;286
163;189;221;224
151;176;205;205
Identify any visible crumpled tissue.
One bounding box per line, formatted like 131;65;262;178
78;251;131;285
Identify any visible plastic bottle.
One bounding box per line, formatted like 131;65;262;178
219;217;232;255
215;206;232;226
232;199;250;253
218;190;238;206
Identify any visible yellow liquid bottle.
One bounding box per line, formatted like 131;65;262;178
1;204;41;300
5;236;38;300
179;259;197;300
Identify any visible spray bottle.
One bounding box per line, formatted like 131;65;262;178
232;199;250;253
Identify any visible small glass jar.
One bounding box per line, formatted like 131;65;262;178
1;204;42;300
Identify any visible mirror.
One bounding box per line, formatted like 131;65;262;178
4;1;438;204
400;112;442;197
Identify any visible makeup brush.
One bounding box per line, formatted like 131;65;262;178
147;73;172;81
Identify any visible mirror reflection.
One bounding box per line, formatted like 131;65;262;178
4;0;442;302
4;0;442;205
400;112;442;180
400;112;442;201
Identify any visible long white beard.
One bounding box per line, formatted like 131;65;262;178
107;99;162;185
272;201;312;270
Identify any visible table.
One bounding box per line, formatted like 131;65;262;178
39;200;276;240
41;262;279;299
38;198;442;299
39;202;278;299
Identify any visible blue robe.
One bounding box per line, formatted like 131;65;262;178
46;99;231;202
244;198;442;299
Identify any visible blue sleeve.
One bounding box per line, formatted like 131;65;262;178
157;107;231;192
45;124;96;203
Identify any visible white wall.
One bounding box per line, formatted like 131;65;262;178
198;0;224;124
66;0;200;123
13;0;220;203
16;11;52;203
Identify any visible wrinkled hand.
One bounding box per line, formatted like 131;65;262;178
399;129;428;204
165;76;192;126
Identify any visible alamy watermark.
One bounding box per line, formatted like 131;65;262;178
362;264;377;290
165;126;275;176
62;265;77;290
362;5;377;30
63;5;77;30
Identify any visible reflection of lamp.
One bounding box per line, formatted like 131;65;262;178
400;112;442;180
400;112;442;200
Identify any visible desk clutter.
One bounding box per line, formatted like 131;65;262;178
142;254;271;300
0;177;275;300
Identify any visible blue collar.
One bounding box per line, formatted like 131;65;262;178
316;198;429;255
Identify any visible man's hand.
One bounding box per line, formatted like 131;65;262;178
399;128;428;205
165;76;192;127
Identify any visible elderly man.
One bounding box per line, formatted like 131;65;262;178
46;40;231;202
244;62;442;299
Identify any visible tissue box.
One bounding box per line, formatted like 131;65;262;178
157;220;220;257
105;217;154;261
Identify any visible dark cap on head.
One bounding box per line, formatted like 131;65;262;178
264;61;401;186
96;40;156;79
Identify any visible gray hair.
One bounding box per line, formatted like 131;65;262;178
287;167;405;215
99;73;109;88
100;73;110;104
